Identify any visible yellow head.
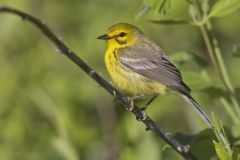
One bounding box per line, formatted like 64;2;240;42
97;23;144;48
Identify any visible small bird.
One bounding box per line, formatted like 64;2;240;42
97;23;211;127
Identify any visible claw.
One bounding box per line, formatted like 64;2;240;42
126;97;134;111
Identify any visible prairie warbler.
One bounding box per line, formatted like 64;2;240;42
97;23;211;127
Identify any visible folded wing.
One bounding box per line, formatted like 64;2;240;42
118;39;191;93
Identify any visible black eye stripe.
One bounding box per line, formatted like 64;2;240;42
119;32;127;37
115;39;127;45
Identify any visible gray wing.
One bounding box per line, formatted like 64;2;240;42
118;39;190;93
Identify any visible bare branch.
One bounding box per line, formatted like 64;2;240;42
0;6;197;160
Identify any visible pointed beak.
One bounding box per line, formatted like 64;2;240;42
97;34;110;40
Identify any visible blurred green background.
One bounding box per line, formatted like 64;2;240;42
0;0;239;160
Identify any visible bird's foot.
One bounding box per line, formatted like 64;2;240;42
126;97;134;111
126;95;144;111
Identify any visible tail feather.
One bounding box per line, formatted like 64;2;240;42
181;92;212;127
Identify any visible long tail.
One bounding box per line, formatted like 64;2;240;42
181;92;212;127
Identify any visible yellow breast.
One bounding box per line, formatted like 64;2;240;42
104;48;167;96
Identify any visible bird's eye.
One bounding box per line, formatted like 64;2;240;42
119;32;127;37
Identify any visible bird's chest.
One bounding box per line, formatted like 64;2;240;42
104;48;165;96
105;49;129;86
105;49;119;73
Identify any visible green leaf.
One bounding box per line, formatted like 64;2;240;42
189;4;199;23
136;0;171;18
212;113;228;143
213;140;231;160
202;0;210;18
210;0;240;18
211;113;233;158
148;19;194;25
152;0;171;16
232;146;240;160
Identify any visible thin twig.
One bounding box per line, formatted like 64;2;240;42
0;6;198;160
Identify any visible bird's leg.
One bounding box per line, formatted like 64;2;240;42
126;96;148;121
133;95;144;100
113;95;141;103
141;95;158;110
126;97;134;111
125;95;143;111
